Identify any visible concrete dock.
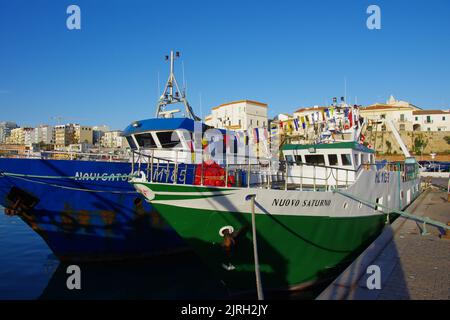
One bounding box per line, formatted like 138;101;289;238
317;182;450;300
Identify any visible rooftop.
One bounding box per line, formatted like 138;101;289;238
212;99;268;110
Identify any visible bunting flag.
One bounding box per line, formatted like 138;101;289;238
263;127;269;140
287;123;293;135
201;138;208;149
189;140;195;163
330;107;335;116
325;108;330;118
301;116;306;129
321;109;326;122
305;115;310;125
293;118;299;131
253;128;260;144
348;110;353;128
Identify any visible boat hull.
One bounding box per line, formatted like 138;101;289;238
132;170;420;295
0;158;194;261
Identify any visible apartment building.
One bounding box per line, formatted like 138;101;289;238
205;100;268;131
0;121;18;144
100;130;128;149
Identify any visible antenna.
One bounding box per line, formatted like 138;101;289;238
154;50;200;121
182;60;186;96
157;71;161;101
344;77;347;105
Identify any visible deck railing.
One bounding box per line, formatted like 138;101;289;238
0;148;130;162
130;148;419;192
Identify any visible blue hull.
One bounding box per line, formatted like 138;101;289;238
0;158;194;261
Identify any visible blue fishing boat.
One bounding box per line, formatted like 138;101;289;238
0;51;203;261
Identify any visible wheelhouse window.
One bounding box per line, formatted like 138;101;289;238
328;154;338;166
134;133;157;148
285;155;294;165
126;136;137;149
156;131;180;149
354;154;359;166
341;154;352;166
294;155;303;165
305;154;325;165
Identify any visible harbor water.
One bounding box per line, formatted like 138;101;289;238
0;206;230;300
0;206;329;299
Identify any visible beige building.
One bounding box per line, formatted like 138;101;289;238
205;100;268;131
74;125;93;145
6;127;34;145
33;125;54;145
359;96;421;132
100;130;128;149
412;110;449;132
54;124;76;149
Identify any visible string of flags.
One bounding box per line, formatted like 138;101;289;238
277;105;361;135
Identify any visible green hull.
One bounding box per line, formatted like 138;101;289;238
151;201;387;295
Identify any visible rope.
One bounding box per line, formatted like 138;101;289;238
334;189;450;231
1;172;139;194
1;172;137;180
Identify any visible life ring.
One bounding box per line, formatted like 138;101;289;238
219;226;234;237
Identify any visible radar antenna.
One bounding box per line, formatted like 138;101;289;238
155;50;200;121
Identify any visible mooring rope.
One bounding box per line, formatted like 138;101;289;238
1;171;139;194
334;189;450;231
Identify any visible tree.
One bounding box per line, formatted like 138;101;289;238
413;135;428;155
444;136;450;145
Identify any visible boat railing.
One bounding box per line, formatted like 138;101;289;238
0;147;131;162
130;148;418;192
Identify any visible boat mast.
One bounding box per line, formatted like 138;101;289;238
155;50;200;121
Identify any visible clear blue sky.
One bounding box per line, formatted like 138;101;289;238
1;0;449;129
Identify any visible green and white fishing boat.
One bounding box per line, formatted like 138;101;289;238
130;118;421;297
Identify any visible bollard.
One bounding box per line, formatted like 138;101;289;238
447;178;450;202
443;222;450;240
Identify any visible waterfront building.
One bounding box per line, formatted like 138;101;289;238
93;125;110;145
412;110;449;132
54;124;76;149
6;127;34;145
33;125;55;145
359;96;420;132
100;130;129;149
205;100;268;131
0;121;18;144
74;125;93;145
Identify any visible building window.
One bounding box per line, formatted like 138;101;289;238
443;116;446;121
426;116;431;123
257;120;259;126
415;116;418;121
381;114;386;119
438;128;441;131
427;128;431;131
400;114;405;122
399;124;405;131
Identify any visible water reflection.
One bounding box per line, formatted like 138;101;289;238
39;252;230;300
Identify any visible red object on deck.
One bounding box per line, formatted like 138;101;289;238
194;160;235;187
